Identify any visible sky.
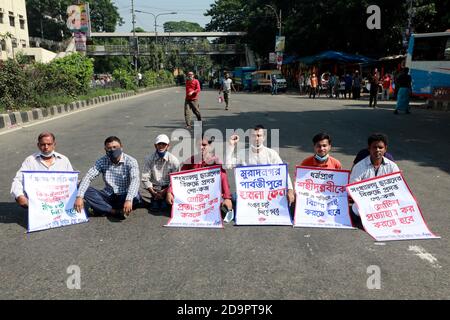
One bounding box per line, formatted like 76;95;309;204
112;0;215;32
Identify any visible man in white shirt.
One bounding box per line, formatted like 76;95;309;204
10;132;74;208
219;72;236;111
141;134;180;211
225;124;295;206
350;133;399;216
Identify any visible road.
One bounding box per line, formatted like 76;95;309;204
0;87;449;299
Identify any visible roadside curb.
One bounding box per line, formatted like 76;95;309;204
0;85;174;133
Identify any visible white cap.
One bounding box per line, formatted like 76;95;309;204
155;134;170;145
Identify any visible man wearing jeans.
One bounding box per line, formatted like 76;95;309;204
74;136;141;220
184;71;202;129
219;72;236;111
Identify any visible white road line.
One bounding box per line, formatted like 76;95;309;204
408;245;442;269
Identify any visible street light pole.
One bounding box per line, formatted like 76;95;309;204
265;5;281;37
131;0;138;75
135;10;177;45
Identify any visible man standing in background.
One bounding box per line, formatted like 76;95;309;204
184;71;202;129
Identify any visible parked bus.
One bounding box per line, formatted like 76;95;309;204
405;31;450;97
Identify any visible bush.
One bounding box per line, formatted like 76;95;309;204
0;59;30;111
112;68;137;91
44;53;94;95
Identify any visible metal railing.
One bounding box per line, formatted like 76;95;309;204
86;43;245;55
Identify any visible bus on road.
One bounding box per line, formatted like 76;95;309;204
405;31;450;97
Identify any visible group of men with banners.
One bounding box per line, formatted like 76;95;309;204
10;127;439;241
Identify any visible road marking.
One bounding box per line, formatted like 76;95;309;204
408;245;441;269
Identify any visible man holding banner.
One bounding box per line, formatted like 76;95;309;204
225;124;295;206
10;132;73;209
300;133;342;169
166;135;233;217
349;133;399;217
74;136;141;220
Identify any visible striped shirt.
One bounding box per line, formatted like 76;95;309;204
10;152;73;199
77;153;140;201
141;151;180;190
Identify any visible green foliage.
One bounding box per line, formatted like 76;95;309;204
112;68;137;91
143;70;175;87
44;53;94;95
0;60;30;110
164;21;204;32
25;0;124;40
205;0;450;57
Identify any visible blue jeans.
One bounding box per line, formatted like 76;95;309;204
271;85;278;95
84;187;141;215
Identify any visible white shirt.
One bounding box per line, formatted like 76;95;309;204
350;155;400;183
141;151;180;190
222;78;233;91
10;152;74;199
225;145;293;189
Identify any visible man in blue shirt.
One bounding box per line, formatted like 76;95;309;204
74;136;141;219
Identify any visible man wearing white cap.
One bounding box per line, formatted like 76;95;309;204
141;134;180;211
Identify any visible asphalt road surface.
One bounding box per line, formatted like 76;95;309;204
0;87;449;299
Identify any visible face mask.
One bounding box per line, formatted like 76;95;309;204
314;154;329;162
40;151;54;158
106;149;122;162
156;150;167;158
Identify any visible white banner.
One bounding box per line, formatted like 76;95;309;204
166;165;223;228
23;171;88;233
294;166;354;229
235;164;292;225
347;172;440;241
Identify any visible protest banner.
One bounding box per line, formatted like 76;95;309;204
347;171;440;241
235;164;292;225
294;166;354;229
166;165;223;228
23;171;88;233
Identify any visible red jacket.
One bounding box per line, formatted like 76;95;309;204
185;78;201;101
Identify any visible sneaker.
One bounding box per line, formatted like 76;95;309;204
225;107;229;110
393;110;399;114
406;110;411;114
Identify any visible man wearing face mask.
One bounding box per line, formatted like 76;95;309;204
74;136;141;219
184;71;202;129
166;134;233;220
141;134;180;211
300;133;342;169
10;132;73;209
225;124;295;207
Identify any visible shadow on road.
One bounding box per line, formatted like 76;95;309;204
194;107;450;174
0;202;27;229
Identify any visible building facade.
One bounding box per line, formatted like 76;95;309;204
0;0;30;60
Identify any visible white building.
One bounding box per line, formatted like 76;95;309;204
0;0;59;62
0;0;29;60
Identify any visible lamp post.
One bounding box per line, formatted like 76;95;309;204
135;10;177;45
265;4;281;37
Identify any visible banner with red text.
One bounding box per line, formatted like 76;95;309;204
166;165;223;228
346;172;439;241
235;164;292;225
294;166;354;229
23;171;88;233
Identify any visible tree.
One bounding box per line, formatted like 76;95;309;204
204;0;450;59
26;0;124;40
164;21;204;32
